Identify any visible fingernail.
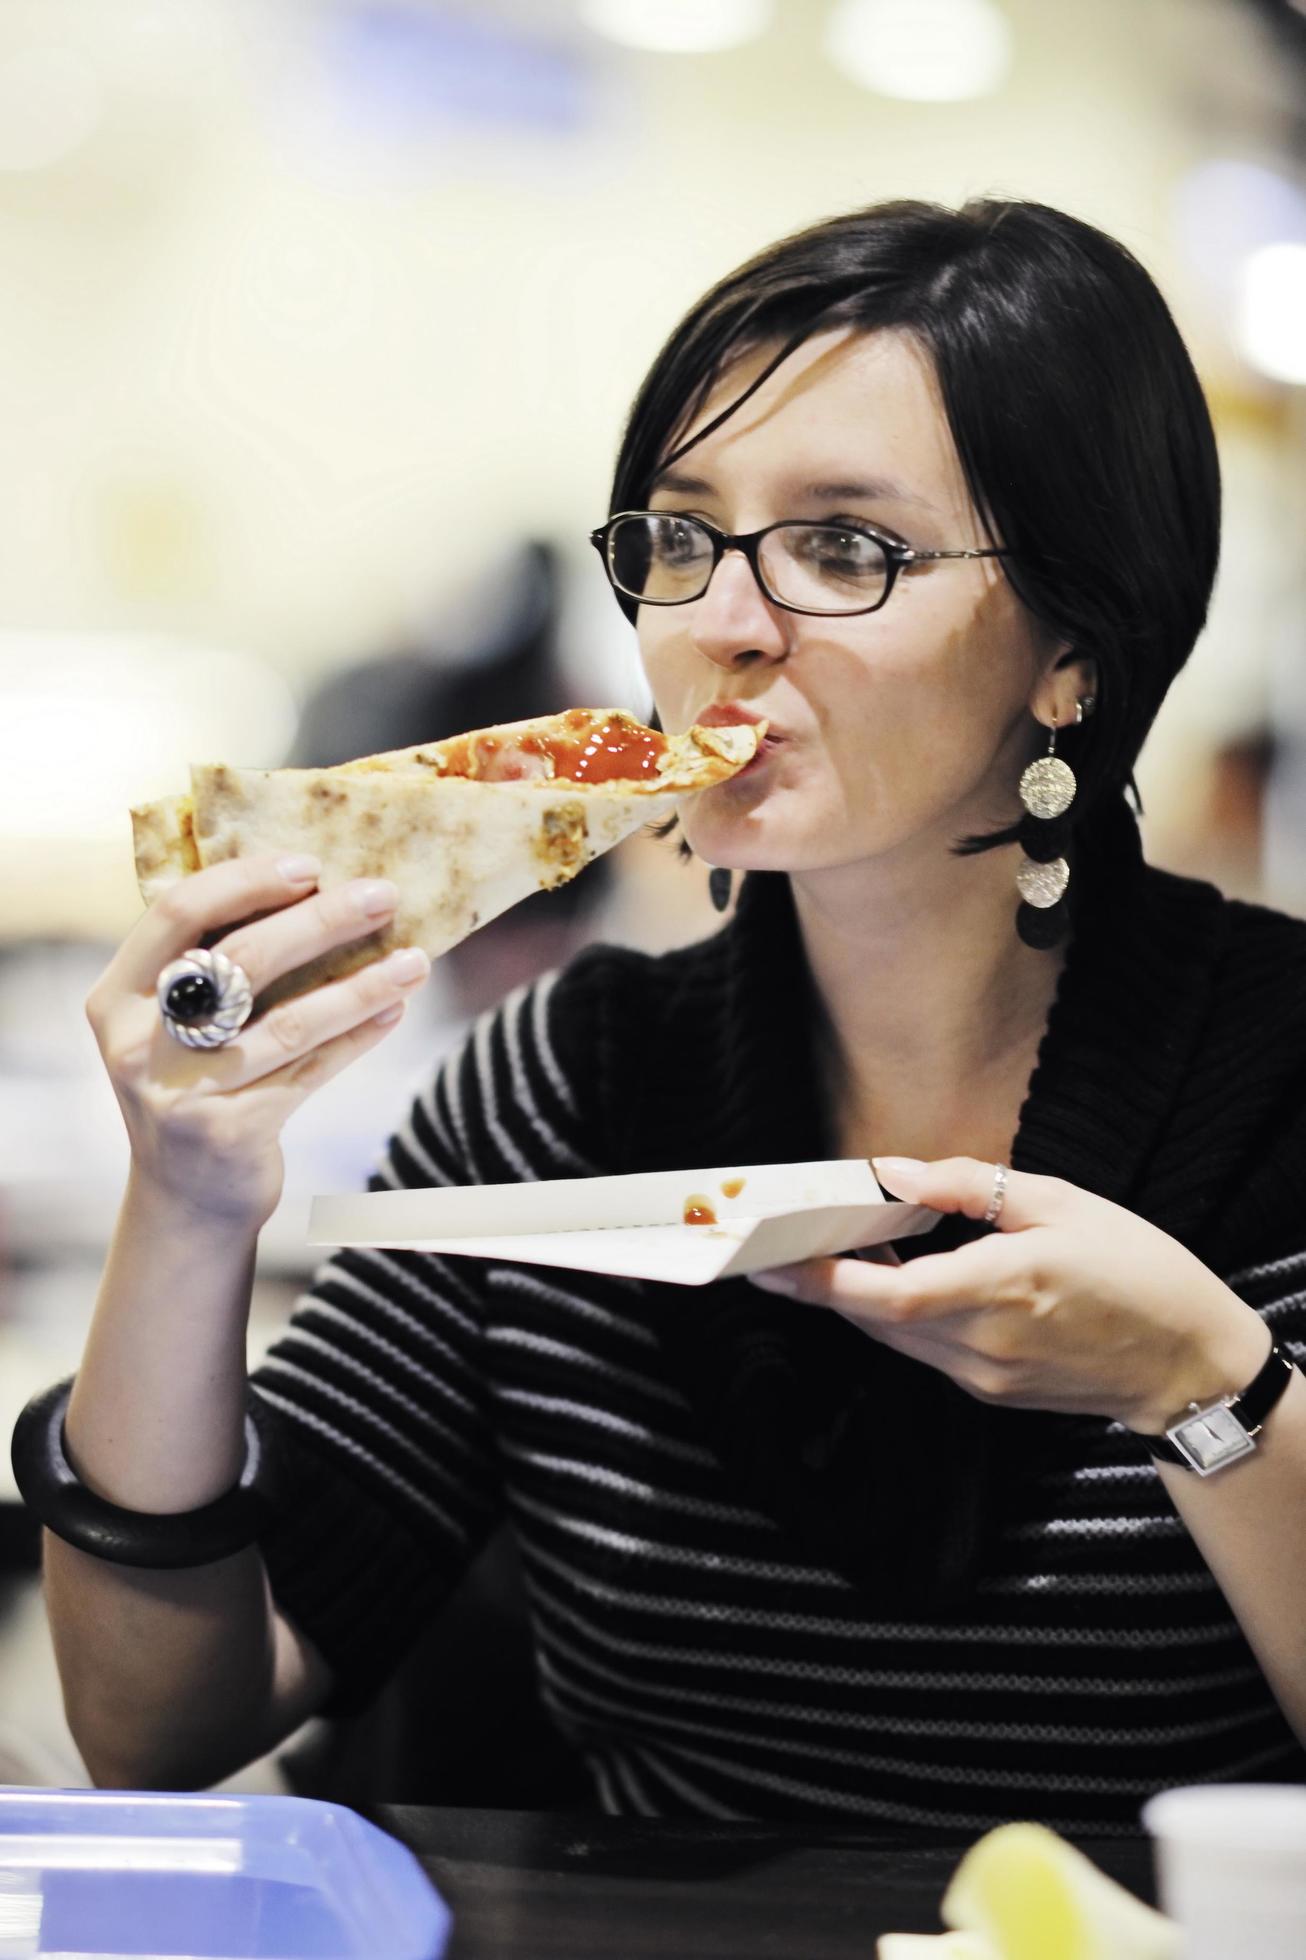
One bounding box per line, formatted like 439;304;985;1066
372;1002;405;1027
872;1156;927;1183
352;878;399;917
385;947;430;986
278;854;321;883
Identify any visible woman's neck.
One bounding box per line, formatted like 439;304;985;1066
790;839;1066;1163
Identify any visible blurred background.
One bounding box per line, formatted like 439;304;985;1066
0;0;1304;1793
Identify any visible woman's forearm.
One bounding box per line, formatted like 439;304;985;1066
65;1168;255;1505
45;1170;286;1787
1157;1364;1306;1746
43;1537;286;1789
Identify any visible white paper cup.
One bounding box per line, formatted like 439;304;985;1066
1142;1783;1306;1960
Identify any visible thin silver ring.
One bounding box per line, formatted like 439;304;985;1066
983;1162;1009;1226
157;947;254;1049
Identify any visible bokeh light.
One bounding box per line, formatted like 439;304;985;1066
823;0;1012;102
1236;242;1306;384
578;0;773;56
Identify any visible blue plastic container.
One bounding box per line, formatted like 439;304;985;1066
0;1788;452;1958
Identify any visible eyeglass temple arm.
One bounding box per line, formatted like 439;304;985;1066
898;546;1012;563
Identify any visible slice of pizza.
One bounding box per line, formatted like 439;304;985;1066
131;708;760;1001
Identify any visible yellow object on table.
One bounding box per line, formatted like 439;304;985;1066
877;1822;1180;1960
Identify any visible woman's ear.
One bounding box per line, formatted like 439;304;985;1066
1032;647;1098;727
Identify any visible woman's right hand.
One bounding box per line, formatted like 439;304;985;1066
86;852;430;1230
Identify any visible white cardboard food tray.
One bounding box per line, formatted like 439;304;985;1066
309;1159;937;1286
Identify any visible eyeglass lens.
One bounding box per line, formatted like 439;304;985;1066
608;513;890;614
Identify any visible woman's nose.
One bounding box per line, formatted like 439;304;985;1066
688;549;789;668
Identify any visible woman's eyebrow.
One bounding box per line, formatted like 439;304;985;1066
787;475;940;511
648;468;938;511
649;469;716;497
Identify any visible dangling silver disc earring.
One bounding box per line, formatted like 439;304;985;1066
1018;716;1077;821
1015;711;1078;932
1015;854;1070;909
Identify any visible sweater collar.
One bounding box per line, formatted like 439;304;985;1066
711;800;1230;1236
1009;802;1229;1226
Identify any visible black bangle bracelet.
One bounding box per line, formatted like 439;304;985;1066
10;1376;276;1569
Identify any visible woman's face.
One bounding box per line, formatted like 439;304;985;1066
637;326;1070;877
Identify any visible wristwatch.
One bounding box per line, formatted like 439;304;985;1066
1140;1342;1297;1475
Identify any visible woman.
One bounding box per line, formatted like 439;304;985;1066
24;198;1306;1829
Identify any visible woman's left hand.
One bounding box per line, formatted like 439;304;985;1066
748;1157;1271;1433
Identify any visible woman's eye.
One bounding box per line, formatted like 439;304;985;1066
805;530;877;575
653;517;704;561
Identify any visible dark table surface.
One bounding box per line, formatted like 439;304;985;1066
372;1806;1159;1958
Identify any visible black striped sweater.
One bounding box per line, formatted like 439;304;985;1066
253;815;1306;1830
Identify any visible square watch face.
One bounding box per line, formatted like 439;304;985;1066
1171;1403;1255;1473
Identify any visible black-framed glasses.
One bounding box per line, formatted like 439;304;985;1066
590;510;1012;618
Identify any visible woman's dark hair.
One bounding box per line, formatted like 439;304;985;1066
608;197;1221;835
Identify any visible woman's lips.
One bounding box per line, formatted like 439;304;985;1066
695;704;782;738
717;729;776;780
733;731;784;778
689;706;785;780
695;706;785;763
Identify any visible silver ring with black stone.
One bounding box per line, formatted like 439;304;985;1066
157;948;254;1049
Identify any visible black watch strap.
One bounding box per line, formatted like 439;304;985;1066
1142;1342;1297;1474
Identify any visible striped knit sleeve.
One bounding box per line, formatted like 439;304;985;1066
251;958;610;1713
1227;1246;1306;1373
